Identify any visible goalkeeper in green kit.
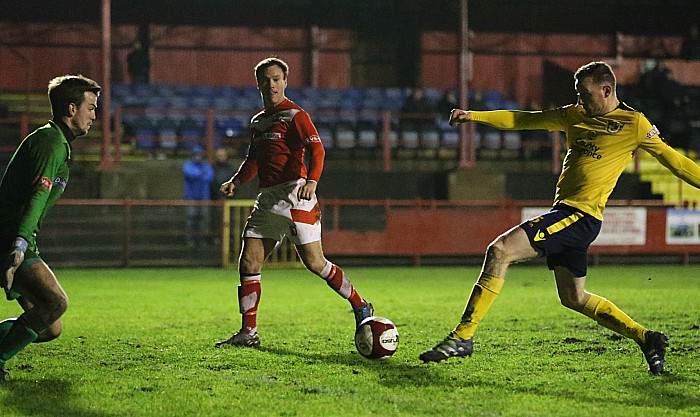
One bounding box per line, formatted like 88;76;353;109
0;75;100;382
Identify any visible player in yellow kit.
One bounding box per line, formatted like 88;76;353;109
420;61;700;375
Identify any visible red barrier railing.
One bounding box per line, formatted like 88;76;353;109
33;198;700;268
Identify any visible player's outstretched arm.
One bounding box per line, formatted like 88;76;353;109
449;109;473;126
655;147;700;188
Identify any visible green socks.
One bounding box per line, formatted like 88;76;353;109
0;316;40;367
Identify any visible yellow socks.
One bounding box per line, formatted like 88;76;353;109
451;275;647;345
582;294;646;345
453;273;505;340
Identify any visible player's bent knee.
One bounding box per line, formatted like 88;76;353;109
303;258;327;276
36;319;63;343
46;293;69;322
485;239;509;263
558;294;585;311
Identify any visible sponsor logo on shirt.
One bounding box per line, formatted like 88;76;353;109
646;125;660;139
574;137;602;160
606;120;624;134
262;133;282;140
39;177;53;190
306;135;321;143
54;176;68;190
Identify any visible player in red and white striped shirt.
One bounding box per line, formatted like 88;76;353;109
216;57;374;348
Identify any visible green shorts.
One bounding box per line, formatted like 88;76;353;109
4;249;43;301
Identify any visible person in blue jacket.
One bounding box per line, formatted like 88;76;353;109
183;145;214;247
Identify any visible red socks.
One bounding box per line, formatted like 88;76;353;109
239;274;261;335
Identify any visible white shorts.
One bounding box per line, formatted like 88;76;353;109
243;179;322;245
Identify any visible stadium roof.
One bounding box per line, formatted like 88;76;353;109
3;0;699;36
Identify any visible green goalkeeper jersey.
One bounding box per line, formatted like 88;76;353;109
0;120;72;253
471;103;700;220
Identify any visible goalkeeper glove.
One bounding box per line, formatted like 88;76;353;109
2;237;28;290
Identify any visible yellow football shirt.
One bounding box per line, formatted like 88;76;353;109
471;103;700;220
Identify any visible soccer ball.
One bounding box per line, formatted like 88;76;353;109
354;316;399;359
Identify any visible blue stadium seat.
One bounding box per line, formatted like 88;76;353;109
502;131;521;151
178;116;206;150
482;90;506;110
335;124;356;149
216;117;245;138
421;128;440;149
188;96;213;109
481;130;501;150
168;96;189;109
503;100;520;110
157;122;178;149
134;126;157;149
315;122;335;149
212;96;233;110
400;129;420;149
441;130;460;149
423;88;443;106
132;83;157;98
147;96;170;108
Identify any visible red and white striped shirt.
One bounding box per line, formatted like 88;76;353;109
233;99;325;188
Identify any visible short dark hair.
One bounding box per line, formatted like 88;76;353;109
254;57;289;82
574;61;616;88
48;75;101;118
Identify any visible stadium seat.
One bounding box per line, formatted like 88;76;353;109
188;96;213;109
134;127;157;149
357;126;379;148
482;90;506;110
168;96;190;109
481;130;501;151
400;129;420;149
423;88;443;106
441;130;460;149
216;117;245;138
157;116;179;149
421;128;440;149
316;122;335;149
502;131;521;150
335;124;356;149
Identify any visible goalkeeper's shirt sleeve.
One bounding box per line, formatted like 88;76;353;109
17;136;67;241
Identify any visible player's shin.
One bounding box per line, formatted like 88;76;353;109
0;318;16;340
319;261;364;309
582;294;646;344
453;273;505;340
239;274;261;335
0;315;40;366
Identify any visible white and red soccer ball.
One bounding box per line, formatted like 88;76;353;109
354;316;399;359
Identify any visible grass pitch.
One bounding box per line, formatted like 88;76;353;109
0;265;698;417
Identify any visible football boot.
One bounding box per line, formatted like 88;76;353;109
640;330;668;375
353;301;374;326
419;333;473;363
215;331;261;348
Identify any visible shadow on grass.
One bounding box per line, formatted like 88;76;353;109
257;343;698;413
1;378;117;417
241;344;457;388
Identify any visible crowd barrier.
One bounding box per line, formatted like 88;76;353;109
35;198;700;268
